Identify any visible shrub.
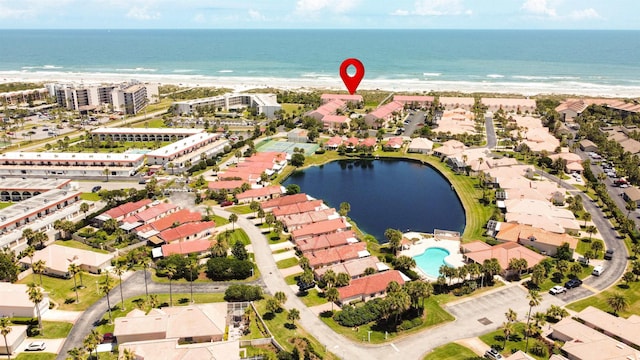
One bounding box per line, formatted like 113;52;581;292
530;340;549;358
224;284;263;302
334;298;384;327
205;257;253;280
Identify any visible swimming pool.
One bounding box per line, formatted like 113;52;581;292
413;247;451;278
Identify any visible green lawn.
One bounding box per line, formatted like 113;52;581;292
321;297;454;344
95;293;226;334
18;273;105;311
276;257;299;269
227;204;254;214
54;239;109;254
0;201;12;209
575;238;604;259
217;228;250;245
254;299;338;360
36;321;74;338
213;215;230;226
423;343;479;360
284;273;302;285
80;192;101;201
567;280;640;318
297;289;327;307
531;263;593;292
266;231;289;244
15;353;57;360
133;118;166;128
479;322;546;360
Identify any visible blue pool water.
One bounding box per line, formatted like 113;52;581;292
413;247;451;278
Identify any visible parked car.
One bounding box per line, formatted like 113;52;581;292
565;278;583;289
91;185;102;193
102;332;114;343
549;285;566;295
604;249;614;260
484;348;503;359
297;281;316;292
592;265;605;276
26;341;46;351
220;200;234;207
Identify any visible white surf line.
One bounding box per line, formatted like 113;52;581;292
390;343;399;352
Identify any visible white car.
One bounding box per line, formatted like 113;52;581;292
549;285;566;295
26;341;46;351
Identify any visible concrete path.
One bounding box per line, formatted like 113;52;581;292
42;309;83;323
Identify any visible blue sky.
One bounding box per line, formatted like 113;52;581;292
1;0;638;30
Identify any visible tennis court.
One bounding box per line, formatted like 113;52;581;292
256;139;318;156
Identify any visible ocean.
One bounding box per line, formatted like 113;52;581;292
1;29;640;96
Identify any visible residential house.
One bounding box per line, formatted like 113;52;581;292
261;193;310;211
207;180;247;191
438;97;474;111
95;199;152;223
290;218;351;242
304;242;368;269
322;114;350;130
161;239;215;257
158;221;215;244
461;241;545;279
114;303;227;344
314;256;386;279
320;94;363;105
393;95;434;108
548;152;584;174
384;137;404;150
279;208;340;232
295;230;358;253
120;203;179;231
495;223;578;255
364;101;403;129
272;200;325;218
433;139;466;158
20;244;114;277
136;209;203;241
306;99;346;121
324;136;343;150
623;187;640;207
235;185;284;204
0;325;28;356
407;138;433;154
481;98;536;113
0;283;50;318
578;139;598;153
336;270;405;304
575;306;640;349
119;338;240;360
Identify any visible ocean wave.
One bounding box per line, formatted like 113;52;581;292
486;74;504;79
301;72;329;78
422;72;442;77
115;67;158;72
172;69;195;73
218;70;233;73
512;75;581;81
21;65;64;70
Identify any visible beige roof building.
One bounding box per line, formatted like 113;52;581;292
576;306;640;348
496;223;578;255
504;351;535;360
20;244;114;277
551;317;640;360
439;97;474;110
115;303;227;345
0;283;50;318
407;137;434;154
433;139;466;158
481;98;536;113
436;108;476;135
119;338;240;360
519;127;560;153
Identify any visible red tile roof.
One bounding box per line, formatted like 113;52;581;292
272;200;324;217
158;221;215;243
137;209;203;234
325;136;343;147
236;185;283;201
337;270;405;301
122;203;178;224
261;193;309;210
321;94;363;103
368;101;403;119
295;230;357;253
305;242;367;268
208;180;247;190
393;95;435;104
361;138;377;147
103;199;152;219
464;241;545;271
291;218;350;240
161;239;215;256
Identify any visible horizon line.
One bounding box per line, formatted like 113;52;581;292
0;28;639;31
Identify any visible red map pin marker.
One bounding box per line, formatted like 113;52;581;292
340;58;365;95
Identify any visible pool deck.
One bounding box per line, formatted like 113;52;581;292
400;232;465;280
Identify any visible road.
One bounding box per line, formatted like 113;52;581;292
484;113;497;149
536;170;628;294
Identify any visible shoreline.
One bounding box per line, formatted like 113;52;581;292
3;71;640;98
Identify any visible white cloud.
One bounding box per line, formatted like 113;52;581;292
569;8;601;20
295;0;360;15
521;0;557;17
248;9;265;21
392;0;472;17
0;0;73;19
126;6;160;20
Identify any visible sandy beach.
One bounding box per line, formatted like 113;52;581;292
2;71;640;98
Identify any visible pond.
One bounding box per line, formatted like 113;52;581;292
283;159;465;242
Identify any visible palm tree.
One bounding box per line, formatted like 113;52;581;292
122;348;137;360
384;228;402;255
23;245;35;268
505;308;517;323
606;293;629;316
394;255;416;272
68;263;80;303
67;347;87;360
325;287;339;311
524;289;542;353
501;321;514;349
101;273;114;324
113;262;126;310
590;240;604;257
274;291;287;306
585;225;598;241
83;329;102;360
26;283;44;331
32;260;46;286
322;269;337;288
166;264;177;307
187;260;199;303
103;167;110;182
141;256;151;299
228;213;238;231
582;211;591;227
80;202;90;217
287;308;300;327
0;317;12;360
